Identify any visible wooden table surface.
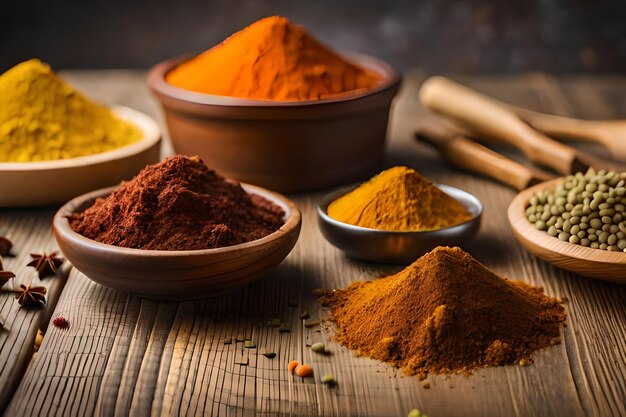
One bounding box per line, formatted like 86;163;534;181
1;71;626;417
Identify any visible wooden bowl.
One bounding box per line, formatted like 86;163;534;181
147;53;401;192
508;178;626;283
52;184;301;300
0;106;161;207
318;184;483;263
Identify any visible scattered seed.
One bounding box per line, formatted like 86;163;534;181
223;337;232;345
288;360;299;374
321;373;336;386
421;381;430;389
408;409;422;417
311;342;326;353
519;358;528;366
52;316;69;329
34;329;43;352
262;352;276;359
295;364;314;377
300;309;310;320
235;335;245;342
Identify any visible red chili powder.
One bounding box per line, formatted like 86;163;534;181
69;155;285;250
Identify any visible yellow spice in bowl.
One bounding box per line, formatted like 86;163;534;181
327;166;472;231
0;59;141;162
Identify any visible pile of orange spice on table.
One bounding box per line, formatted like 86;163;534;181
166;16;381;101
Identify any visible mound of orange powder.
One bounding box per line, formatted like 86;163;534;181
166;16;380;101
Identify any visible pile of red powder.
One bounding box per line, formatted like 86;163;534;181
69;155;285;250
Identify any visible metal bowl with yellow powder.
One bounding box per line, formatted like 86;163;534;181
317;167;483;263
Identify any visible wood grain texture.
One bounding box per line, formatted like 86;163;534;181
3;71;626;417
0;208;70;412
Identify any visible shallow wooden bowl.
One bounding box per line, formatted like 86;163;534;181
52;184;301;300
0;106;161;207
508;178;626;283
318;184;483;263
148;52;401;192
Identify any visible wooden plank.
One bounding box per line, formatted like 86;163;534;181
4;72;626;417
0;208;70;413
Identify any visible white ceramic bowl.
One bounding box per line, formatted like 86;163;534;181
0;106;161;207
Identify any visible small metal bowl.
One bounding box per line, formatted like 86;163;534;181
317;184;483;263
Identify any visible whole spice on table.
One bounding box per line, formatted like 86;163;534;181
295;364;314;377
0;237;13;256
526;168;626;252
322;246;566;379
68;155;285;250
166;16;380;101
288;360;299;374
14;284;47;308
52;316;70;329
310;342;326;353
327;166;472;231
0;59;141;162
321;373;336;386
0;258;15;287
27;252;64;279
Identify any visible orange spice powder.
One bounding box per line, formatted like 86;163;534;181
166;16;381;101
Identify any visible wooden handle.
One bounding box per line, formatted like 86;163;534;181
419;76;588;175
509;106;626;163
416;124;553;191
511;106;602;142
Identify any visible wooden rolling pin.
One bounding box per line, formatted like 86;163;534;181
419;76;589;175
416;123;553;191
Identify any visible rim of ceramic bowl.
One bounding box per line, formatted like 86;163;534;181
317;183;483;235
148;51;402;108
0;106;161;172
53;183;302;257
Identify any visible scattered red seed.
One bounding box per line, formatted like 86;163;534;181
52;317;69;329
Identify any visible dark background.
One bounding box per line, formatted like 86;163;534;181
1;0;625;73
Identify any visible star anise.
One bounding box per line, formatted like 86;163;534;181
0;237;12;256
0;258;15;288
14;284;47;308
27;252;64;279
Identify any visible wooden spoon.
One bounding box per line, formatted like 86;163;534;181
509;106;626;162
416;124;626;282
419;76;589;175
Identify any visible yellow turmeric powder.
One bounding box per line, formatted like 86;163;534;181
166;16;381;101
0;59;141;162
327;166;472;231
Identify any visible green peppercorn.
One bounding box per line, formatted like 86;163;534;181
526;169;626;253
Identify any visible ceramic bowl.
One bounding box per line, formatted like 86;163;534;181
0;106;161;207
147;52;402;192
317;184;483;263
52;184;301;300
